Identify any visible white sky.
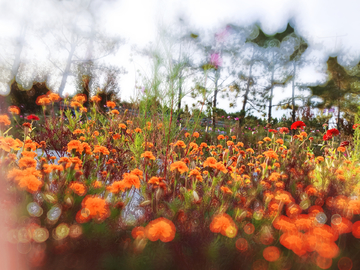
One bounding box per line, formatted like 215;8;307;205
0;0;360;120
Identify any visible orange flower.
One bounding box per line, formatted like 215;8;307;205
203;157;217;168
36;95;51;106
70;101;82;108
18;175;43;193
92;180;102;188
111;109;119;114
331;217;352;235
82;195;109;220
18;157;37;168
106;101;116;108
119;123;127;129
134;128;142;133
170;161;189;174
0;115;11;126
48;92;61;102
93;145;110;155
263;246;280;262
209;213;238;238
337;146;346;152
132;226;146;239
73;94;87;104
192;132;200;138
73;129;85;135
67;140;83;153
175;140;186;148
263;137;271;142
148;176;161;185
90;96;101;102
69;182;87;196
221;186;233;195
263;150;279;160
107;180;127;193
145;217;176;242
8;106;20;115
123;173;141;189
215;162;228;173
217;135;225;140
141;151;156;160
275;139;284;144
227;141;234;146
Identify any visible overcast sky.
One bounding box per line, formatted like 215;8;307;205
0;0;359;120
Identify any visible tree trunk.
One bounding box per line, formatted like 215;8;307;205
11;24;27;79
58;44;76;97
239;63;253;127
212;69;219;130
177;72;182;123
267;68;275;124
291;62;297;123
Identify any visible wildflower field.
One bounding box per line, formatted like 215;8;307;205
1;93;360;270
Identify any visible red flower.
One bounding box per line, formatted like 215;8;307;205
290;121;306;130
323;134;332;141
26;114;40;121
279;127;289;134
340;141;349;147
353;124;360;129
268;129;277;133
326;128;339;136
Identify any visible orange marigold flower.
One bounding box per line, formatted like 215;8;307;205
170;161;189;174
134;128;142;133
275;139;283;144
93;145;110;155
93;180;102;188
82;195;109;220
145;217;176;242
90;96;101;102
246;148;254;154
263;246;280;262
337;146;346;152
141;151;156;160
18;157;37;168
67;140;83;153
175;140;186;148
111;109;119;114
70;101;82;108
18;175;43;193
203;157;217;168
193;132;200;138
8;106;20;115
263;150;279;160
123;173;141;189
106;101;116;108
217;135;225;140
0;114;11;126
132;226;146;239
215;162;228;173
36;95;51;106
107;180;127;193
69;182;87;196
263;137;271;142
210;213;238;238
131;168;143;179
227;141;234;146
221;186;233;195
148;176;161;185
73;94;87;104
73;129;85;135
47;92;61;102
119;123;127;129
